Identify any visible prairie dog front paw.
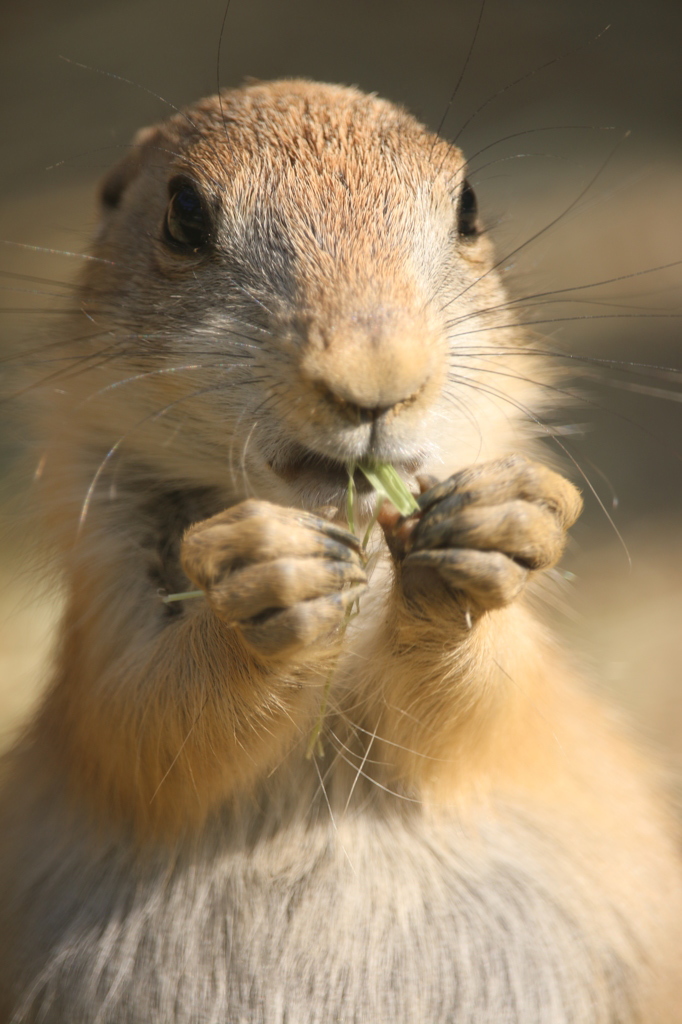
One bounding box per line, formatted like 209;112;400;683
181;500;367;657
387;456;582;616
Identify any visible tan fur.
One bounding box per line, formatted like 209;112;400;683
0;80;680;1023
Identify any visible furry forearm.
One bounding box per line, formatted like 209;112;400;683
32;590;322;839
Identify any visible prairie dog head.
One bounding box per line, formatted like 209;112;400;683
58;79;547;518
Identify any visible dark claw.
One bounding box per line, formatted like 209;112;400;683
299;513;363;554
319;536;366;564
413;491;477;550
240;584;367;657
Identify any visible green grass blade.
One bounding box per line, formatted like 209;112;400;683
346;463;357;534
162;589;204;604
358;462;419;517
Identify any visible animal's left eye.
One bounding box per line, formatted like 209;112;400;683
457;180;479;238
163;180;211;250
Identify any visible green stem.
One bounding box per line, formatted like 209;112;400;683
162;589;204;604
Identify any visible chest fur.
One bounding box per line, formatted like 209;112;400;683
5;811;637;1024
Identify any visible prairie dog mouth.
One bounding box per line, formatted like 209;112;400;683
268;442;421;495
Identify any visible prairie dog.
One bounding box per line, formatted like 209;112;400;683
0;78;680;1023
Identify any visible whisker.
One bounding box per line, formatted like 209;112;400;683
452;25;611;144
444;258;682;328
433;0;487;144
444;344;682;382
239;422;258;499
216;0;237;150
77;361;250;405
0;284;75;302
77;381;240;532
58;55;198;129
0;306;86;316
343;722;378;815
0;268;75;289
446;312;682;338
343;719;457;764
447;371;632;566
441;124;616;204
326;730;421;805
148;695;211;806
596;378;682;404
448;360;682;461
309;752;357;875
1;238;115;268
52;60;243;184
441;130;630;315
8;344;125;401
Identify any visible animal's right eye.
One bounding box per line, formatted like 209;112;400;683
163;180;211;250
457;179;479;238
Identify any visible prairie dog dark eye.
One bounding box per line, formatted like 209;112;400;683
164;180;211;249
457;179;479;238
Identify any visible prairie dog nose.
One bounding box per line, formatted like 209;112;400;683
299;317;443;418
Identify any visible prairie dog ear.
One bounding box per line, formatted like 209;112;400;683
99;124;160;210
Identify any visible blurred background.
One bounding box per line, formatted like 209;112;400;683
0;0;680;780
